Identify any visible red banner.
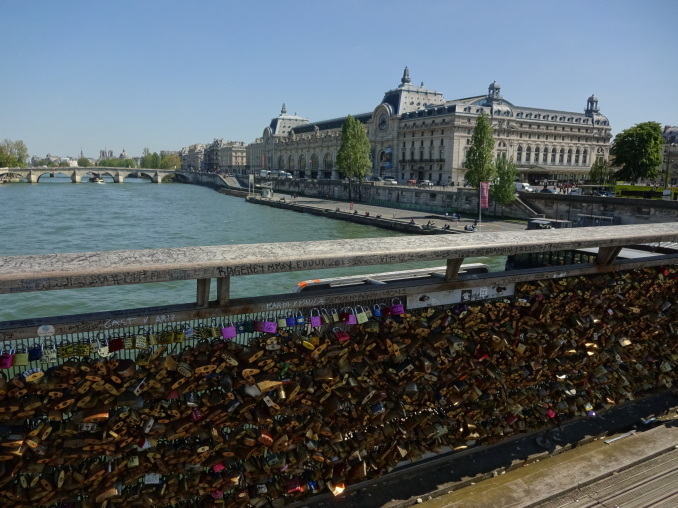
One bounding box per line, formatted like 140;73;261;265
480;182;489;208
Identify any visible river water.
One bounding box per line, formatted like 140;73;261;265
0;176;500;321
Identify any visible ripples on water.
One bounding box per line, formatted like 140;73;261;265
0;177;502;320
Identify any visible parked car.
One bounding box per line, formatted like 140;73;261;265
368;176;384;182
418;180;433;187
539;188;557;194
383;177;398;185
515;182;535;193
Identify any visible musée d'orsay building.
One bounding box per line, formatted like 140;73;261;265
246;67;612;185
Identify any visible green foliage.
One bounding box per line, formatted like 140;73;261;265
140;148;162;169
337;115;372;182
464;113;496;188
0;139;28;167
159;154;181;170
58;161;70;167
33;158;57;167
610;121;663;182
492;155;518;206
77;157;91;167
98;158;136;168
588;158;614;185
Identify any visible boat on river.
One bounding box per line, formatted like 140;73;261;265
89;173;104;184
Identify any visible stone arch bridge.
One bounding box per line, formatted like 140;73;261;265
0;166;176;183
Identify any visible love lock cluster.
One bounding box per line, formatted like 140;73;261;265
0;267;676;507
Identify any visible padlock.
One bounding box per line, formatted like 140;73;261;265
277;315;288;328
12;344;29;367
28;342;42;362
390;298;405;315
310;308;323;328
221;323;237;340
321;308;333;324
333;328;350;342
373;304;383;317
355;306;368;324
41;340;57;365
295;311;306;326
108;335;125;352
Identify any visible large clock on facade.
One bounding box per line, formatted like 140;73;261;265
378;114;388;131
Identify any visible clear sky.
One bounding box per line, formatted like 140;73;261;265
2;0;676;159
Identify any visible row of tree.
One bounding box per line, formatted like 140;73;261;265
0;139;28;168
140;148;181;170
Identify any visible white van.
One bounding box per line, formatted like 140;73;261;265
515;182;534;193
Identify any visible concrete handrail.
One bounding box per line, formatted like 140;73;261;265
1;223;678;296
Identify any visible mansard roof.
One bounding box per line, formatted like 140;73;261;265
292;113;372;134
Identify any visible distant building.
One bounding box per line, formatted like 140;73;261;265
248;68;612;184
180;144;206;172
662;125;678;186
204;139;247;174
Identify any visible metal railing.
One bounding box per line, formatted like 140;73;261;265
1;223;678;340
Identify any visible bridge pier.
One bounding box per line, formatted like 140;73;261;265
26;171;39;183
113;173;124;183
152;172;161;183
71;171;82;183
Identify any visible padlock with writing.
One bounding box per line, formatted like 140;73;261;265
390;298;405;315
41;340;57;365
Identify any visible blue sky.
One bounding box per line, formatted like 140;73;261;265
2;0;676;159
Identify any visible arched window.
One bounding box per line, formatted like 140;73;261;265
567;149;572;164
534;147;540;163
582;149;588;165
575;149;580;165
310;153;319;170
298;155;306;170
559;148;565;164
288;155;294;170
278;155;284;170
516;145;523;163
323;153;333;170
551;148;556;163
525;146;531;163
542;147;548;164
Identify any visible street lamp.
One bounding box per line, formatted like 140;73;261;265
664;143;676;188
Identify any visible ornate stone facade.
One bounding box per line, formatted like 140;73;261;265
662;125;678;186
248;68;612;185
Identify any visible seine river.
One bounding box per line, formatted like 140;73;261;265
0;176;499;321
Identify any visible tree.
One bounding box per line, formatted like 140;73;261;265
588;158;614;185
159;153;181;170
492;155;518;206
610;121;663;182
464;112;496;188
78;157;91;167
337;115;371;200
0;139;28;167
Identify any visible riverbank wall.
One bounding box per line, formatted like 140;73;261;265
245;196;462;234
263;178;536;219
177;172;678;225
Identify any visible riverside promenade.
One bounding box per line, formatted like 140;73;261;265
245;193;529;235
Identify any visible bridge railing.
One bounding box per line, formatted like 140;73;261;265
1;223;678;340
